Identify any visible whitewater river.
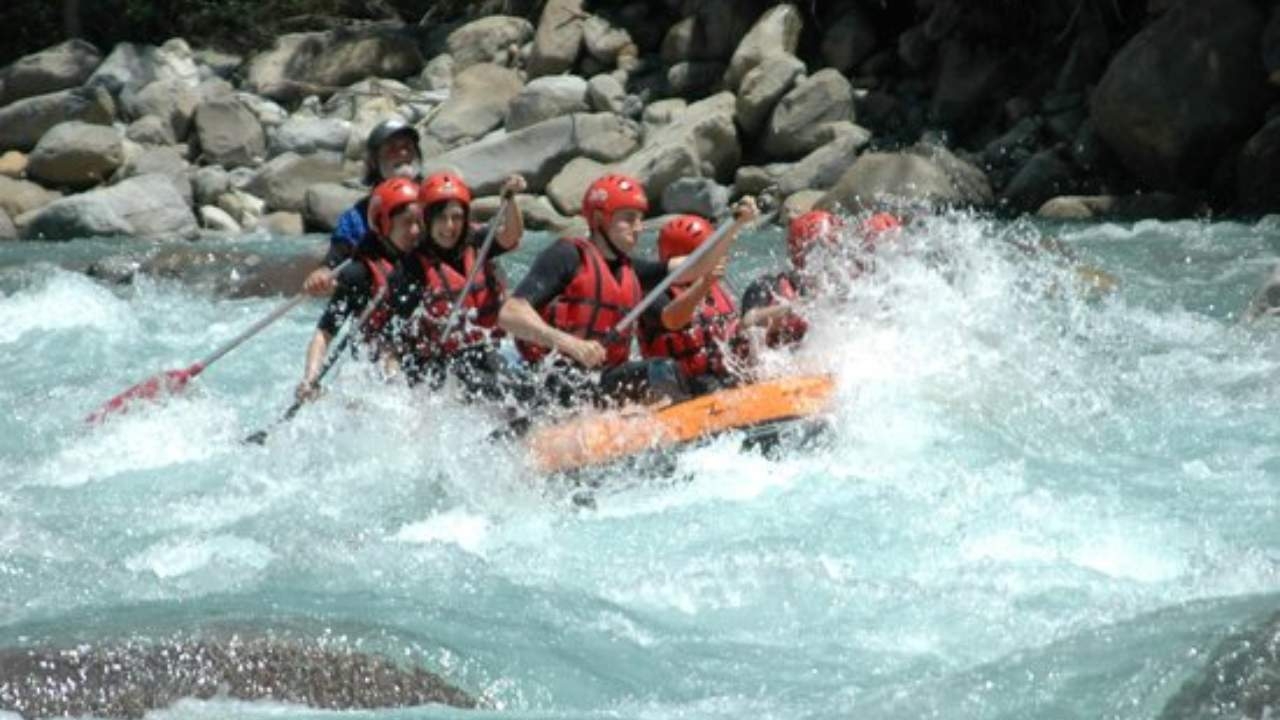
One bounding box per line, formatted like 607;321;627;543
0;214;1278;719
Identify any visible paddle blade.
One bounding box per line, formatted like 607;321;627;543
85;365;203;425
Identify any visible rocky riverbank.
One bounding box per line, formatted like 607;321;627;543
1;0;1278;246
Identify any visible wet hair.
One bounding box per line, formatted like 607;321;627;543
426;200;470;253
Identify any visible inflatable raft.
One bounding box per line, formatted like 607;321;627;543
525;374;836;474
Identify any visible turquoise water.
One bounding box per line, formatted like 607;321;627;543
1;215;1279;719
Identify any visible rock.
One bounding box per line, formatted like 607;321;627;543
1091;0;1268;191
735;51;805;137
125;115;177;146
1237;115;1280;213
320;78;414;123
429;112;640;196
667;61;726;99
194;48;242;80
822;6;877;74
775;124;872;197
782;189;825;222
0;39;102;106
447;16;535;71
693;0;772;63
246;152;350;213
235;92;290;128
643;98;687;129
87;39;200;96
417;54;454;92
546;156;606;215
1000;149;1076;212
27;121;125;190
122;78;200;141
115;145;193;206
269;116;352;158
528;0;585;77
0;208;15;240
734;164;791;196
217;189;266;227
661;176;730;216
621;91;739;202
0;176;61;219
820;148;991;212
930;40;1004;129
245;27;424;103
581;15;635;67
724;4;804;92
661;17;698;66
907;140;993;205
587;73;626;114
506;75;590;131
0;151;28;179
304;182;366;231
425;63;524;150
0;86;115;152
256;211;305;235
199;205;241;233
194;96;267;168
472;193;574;231
20;174;196;240
763;69;854;159
191;165;230;207
897;25;934;70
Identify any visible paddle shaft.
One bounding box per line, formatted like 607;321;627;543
440;196;508;338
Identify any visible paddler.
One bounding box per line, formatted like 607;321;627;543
302;118;423;296
386;171;527;399
497;174;749;408
739;209;903;348
295;177;421;404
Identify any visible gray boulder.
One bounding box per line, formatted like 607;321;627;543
115;145;194;206
194;96;267;168
319;78;414;122
255;211;306;236
425;63;524;150
819;146;992;212
724;4;804;92
661;177;731;217
473;193;574;231
269;116;352;158
217;189;266;227
0;86;115;152
446;16;534;71
775;124;872;197
620;92;740;203
822;6;877;74
735;164;790;196
529;0;586;77
235;92;290;128
581;15;636;68
125;115;177;146
506;75;590;131
87;39;200;96
667;61;726;99
0;176;61;219
245;27;423;103
122;78;200;141
1091;0;1268;190
1;39;102;106
27;121;125;189
763;69;854;159
417;54;454;93
246;152;350;213
191;165;230;207
304;182;366;232
547;156;606;215
735;52;805;137
428;112;640;196
661;17;698;66
199;205;240;233
0;208;15;240
587;73;626;114
20;173;196;240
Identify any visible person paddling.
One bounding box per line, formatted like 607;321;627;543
388;171;527;397
295;177;421;404
497;174;746;408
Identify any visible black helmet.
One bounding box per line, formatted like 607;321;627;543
363;118;422;185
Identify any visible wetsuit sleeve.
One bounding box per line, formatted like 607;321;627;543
326;202;369;268
316;263;374;336
739;276;776;315
512;240;582;309
632;257;669;292
466;222;512;259
387;256;424;318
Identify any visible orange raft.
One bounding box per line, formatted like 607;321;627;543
525;374;837;474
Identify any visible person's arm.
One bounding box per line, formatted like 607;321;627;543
498;297;606;367
296;328;334;401
496;174;526;251
659;261;725;331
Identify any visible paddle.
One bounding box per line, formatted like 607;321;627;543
86;259;351;425
243;281;391;445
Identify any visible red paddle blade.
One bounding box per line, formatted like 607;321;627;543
85;364;203;425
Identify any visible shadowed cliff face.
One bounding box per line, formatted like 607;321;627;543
1160;611;1280;720
0;635;477;719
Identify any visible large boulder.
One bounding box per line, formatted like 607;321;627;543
245;27;424;103
0;39;102;106
586;73;626;114
447;16;534;71
304;182;366;231
661;176;730;217
1237;115;1280;213
416;54;454;92
1000;149;1076;213
724;4;804;92
506;75;590;131
427;112;640;196
0;208;15;240
125;115;177;146
86;39;200;96
268;116;352;158
194;96;267;168
0;177;61;219
424;64;524;150
819;145;992;211
822;6;877;74
763;69;855;159
661;17;698;66
619;92;740;203
122;79;200;141
27;121;125;189
528;0;585;77
20;173;196;240
930;40;1005;129
581;15;637;69
115;145;194;206
0;86;115;152
245;152;351;213
1091;0;1268;191
472;193;574;231
546;156;606;215
774;124;872;197
735;52;805;137
190;165;230;207
667;61;726;99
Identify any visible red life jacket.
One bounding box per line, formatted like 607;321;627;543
359;255;395;339
766;271;809;347
517;237;642;367
639;280;739;378
408;245;505;360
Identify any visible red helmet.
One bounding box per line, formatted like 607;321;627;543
582;173;648;235
419;172;472;210
367;177;421;238
787;210;843;268
860;211;902;248
657;214;713;263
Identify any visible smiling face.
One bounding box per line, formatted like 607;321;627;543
376;134;421;181
387;203;423;254
599;208;645;257
428;200;467;250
